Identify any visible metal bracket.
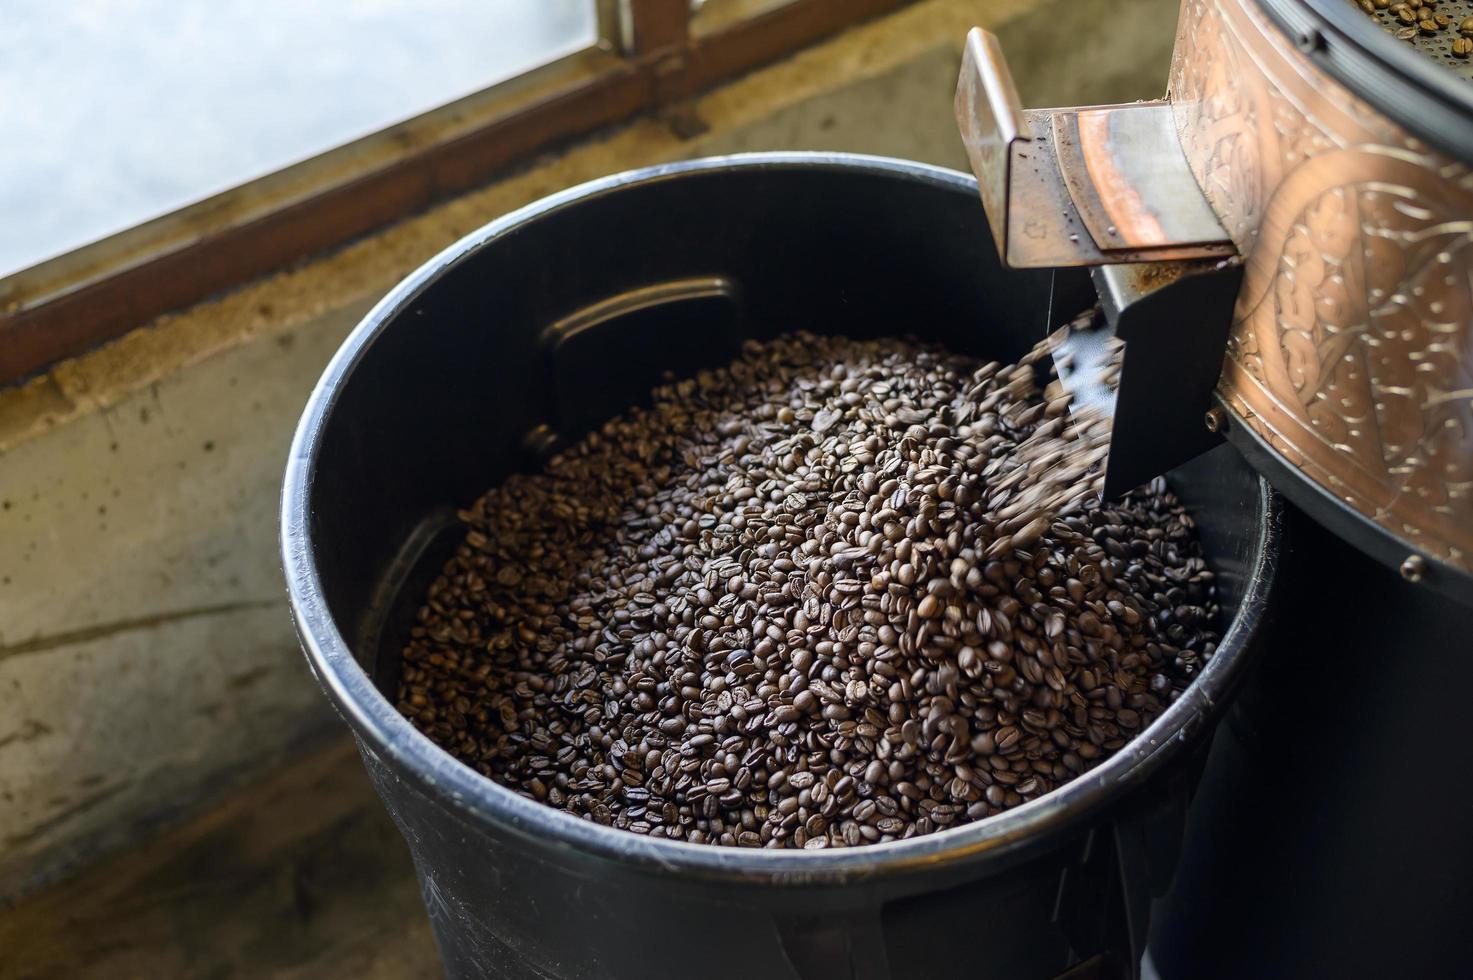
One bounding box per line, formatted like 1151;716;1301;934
955;28;1234;269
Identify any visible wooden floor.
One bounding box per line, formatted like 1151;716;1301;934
0;736;441;980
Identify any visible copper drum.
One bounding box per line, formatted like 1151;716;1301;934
1170;0;1473;576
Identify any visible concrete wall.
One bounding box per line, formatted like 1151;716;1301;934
0;0;1178;897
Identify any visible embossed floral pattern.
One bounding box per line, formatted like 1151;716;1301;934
1172;0;1473;570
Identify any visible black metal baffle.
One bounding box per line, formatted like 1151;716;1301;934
282;154;1280;980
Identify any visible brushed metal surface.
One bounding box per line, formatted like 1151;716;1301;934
1064;105;1229;250
955;28;1026;260
955;31;1234;269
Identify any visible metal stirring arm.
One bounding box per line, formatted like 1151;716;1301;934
956;28;1244;496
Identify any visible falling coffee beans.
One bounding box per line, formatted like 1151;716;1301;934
396;332;1220;849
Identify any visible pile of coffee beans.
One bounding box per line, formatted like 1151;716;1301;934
396;332;1219;849
1353;0;1473;66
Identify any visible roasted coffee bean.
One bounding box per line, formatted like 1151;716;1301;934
397;331;1220;848
1358;0;1473;70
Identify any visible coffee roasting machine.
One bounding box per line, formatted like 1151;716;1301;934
953;0;1473;975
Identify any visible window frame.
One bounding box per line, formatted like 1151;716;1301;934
0;0;915;385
